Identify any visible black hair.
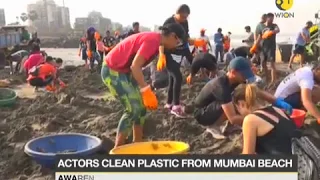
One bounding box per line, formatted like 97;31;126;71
132;22;139;27
267;13;274;18
306;21;313;26
55;58;63;64
245;26;251;31
31;43;40;52
46;56;53;62
217;28;222;32
262;14;267;18
176;4;190;14
106;30;110;33
158;23;186;40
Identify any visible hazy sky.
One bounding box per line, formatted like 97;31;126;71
2;0;320;36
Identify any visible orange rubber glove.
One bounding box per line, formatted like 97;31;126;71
262;30;274;39
157;53;166;71
87;50;92;58
186;74;192;85
46;85;56;92
193;39;206;47
250;44;258;54
140;85;158;110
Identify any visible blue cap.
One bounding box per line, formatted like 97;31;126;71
228;57;255;83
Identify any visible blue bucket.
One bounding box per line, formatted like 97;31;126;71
24;133;102;168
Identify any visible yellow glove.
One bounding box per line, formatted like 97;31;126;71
140;85;158;110
186;74;192;85
262;30;274;39
157;53;166;71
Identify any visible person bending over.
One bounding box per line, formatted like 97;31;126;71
23;44;44;75
27;57;65;92
186;52;223;84
7;49;29;74
158;4;206;118
101;23;185;148
193;57;292;139
233;83;320;179
275;65;320;124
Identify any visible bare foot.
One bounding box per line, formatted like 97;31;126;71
205;128;226;139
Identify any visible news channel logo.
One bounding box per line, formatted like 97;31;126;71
275;0;294;18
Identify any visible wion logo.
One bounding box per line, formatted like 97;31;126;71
275;0;294;18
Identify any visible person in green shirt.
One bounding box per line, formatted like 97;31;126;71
21;28;30;42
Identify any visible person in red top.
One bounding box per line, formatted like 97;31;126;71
27;56;65;92
102;23;185;148
23;44;44;74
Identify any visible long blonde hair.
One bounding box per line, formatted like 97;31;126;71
233;83;258;108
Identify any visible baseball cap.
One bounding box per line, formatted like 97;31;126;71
228;57;255;83
159;23;186;40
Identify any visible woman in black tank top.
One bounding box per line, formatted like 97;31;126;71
233;84;320;179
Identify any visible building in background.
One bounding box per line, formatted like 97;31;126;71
0;9;6;26
26;0;71;35
73;11;112;35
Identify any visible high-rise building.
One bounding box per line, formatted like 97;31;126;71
26;0;71;35
0;9;6;26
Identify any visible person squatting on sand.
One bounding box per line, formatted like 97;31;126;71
186;52;225;84
158;4;207;118
193;57;292;139
274;65;320;124
101;23;186;148
233;83;320;180
27;56;66;92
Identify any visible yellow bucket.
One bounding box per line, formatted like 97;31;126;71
109;141;189;155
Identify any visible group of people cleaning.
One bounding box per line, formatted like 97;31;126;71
95;4;320;179
5;41;67;92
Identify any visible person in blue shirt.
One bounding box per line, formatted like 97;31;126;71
288;21;313;69
214;28;224;62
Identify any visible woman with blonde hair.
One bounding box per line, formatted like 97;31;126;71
233;83;320;180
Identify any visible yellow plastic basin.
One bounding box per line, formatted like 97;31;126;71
109;141;189;155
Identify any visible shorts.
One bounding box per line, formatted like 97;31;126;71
284;92;303;109
81;49;87;60
29;76;53;87
194;101;223;126
293;44;305;55
260;48;276;63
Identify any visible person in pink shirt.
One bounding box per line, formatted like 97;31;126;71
23;44;44;75
101;23;185;148
96;36;104;71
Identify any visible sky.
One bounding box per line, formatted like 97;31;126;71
2;0;320;36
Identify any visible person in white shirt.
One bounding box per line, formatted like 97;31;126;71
274;65;320;123
242;26;254;49
288;21;313;69
196;29;212;54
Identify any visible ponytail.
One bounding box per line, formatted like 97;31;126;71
245;84;257;108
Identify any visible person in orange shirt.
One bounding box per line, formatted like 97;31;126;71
223;32;231;53
27;57;65;92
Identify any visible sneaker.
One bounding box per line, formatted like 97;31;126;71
205;127;226;139
170;105;186;118
164;104;172;110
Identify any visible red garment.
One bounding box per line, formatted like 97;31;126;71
24;52;44;73
105;32;161;73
